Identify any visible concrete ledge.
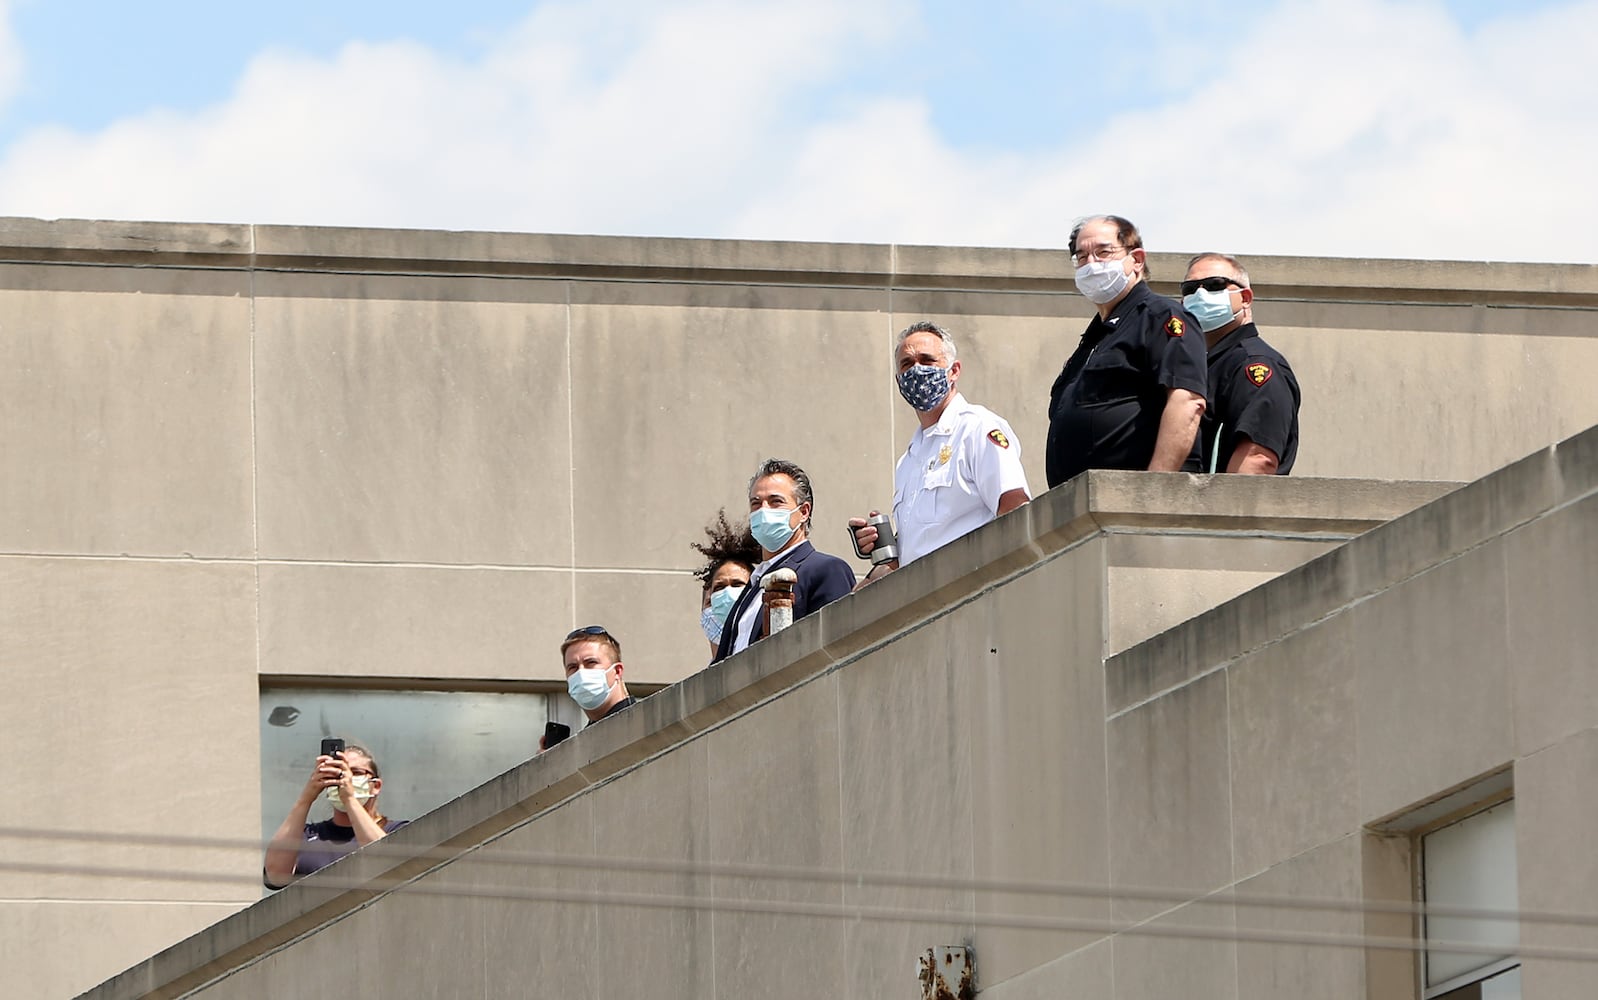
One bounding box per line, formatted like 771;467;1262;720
0;217;251;268
3;218;1597;306
1085;472;1460;537
78;467;1467;1000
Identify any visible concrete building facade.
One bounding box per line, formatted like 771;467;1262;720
1;217;1596;996
82;432;1598;999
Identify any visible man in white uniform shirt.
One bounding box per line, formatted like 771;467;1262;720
850;321;1031;584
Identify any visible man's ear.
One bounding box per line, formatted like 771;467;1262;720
611;661;624;681
948;359;962;382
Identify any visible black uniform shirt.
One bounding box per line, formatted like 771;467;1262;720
1045;282;1209;488
1201;322;1301;474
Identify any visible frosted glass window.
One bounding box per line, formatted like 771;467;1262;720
1423;800;1518;991
259;687;549;848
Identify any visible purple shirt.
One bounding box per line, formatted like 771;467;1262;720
293;817;409;877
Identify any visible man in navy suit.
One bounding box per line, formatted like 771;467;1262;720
713;458;856;663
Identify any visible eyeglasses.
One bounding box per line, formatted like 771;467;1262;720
565;625;611;641
1071;244;1130;267
1180;276;1245;296
349;767;376;778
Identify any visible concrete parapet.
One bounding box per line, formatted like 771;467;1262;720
76;464;1477;1000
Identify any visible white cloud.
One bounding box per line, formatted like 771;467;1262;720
0;0;1594;263
0;0;911;233
733;0;1598;262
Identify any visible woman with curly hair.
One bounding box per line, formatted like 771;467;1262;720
691;509;762;659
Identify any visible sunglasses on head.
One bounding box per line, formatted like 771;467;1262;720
565;625;610;641
1180;276;1244;296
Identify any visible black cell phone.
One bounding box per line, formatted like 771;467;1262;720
320;738;345;758
543;722;571;750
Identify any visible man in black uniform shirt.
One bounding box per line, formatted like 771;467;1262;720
1046;215;1209;489
1181;253;1300;474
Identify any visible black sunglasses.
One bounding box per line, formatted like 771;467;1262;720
1180;276;1244;296
565;625;611;641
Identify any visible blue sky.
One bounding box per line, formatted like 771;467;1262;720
0;0;1593;261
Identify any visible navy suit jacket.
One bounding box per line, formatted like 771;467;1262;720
712;540;856;663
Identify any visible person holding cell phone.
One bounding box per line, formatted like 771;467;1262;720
262;739;408;889
536;627;636;753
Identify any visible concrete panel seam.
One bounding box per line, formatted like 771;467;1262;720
1264;293;1598;316
1109;659;1239;720
0;255;253;273
1515;724;1598;764
0;553;693;573
245;262;944;294
1098;528;1117;1000
249;225;263;700
0;897;251;907
1225;667;1238;891
0;552;256;563
1227;830;1364;894
1100;526;1367;543
564;280;577;618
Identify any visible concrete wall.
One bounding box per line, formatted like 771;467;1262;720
1090;423;1598;1000
3;216;1596;996
76;458;1554;1000
7;219;1594;686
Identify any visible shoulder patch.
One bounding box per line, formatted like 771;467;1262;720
1164;316;1185;337
1245;362;1273;386
987;428;1010;449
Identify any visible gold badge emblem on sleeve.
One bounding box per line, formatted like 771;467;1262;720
1246;363;1273;386
986;429;1010;449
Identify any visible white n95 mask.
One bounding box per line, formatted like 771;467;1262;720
325;775;374;810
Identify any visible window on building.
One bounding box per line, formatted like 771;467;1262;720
1421;799;1520;999
258;686;553;851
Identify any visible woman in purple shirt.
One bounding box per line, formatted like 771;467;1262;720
263;742;408;889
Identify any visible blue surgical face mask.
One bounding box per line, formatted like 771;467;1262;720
750;507;799;552
897;363;951;412
1183;287;1237;333
700;584;746;643
567;666;614;711
709;584;744;623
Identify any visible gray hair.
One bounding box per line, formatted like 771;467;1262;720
1186;252;1251;287
1069;214;1148;280
747;457;814;532
893;320;958;365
